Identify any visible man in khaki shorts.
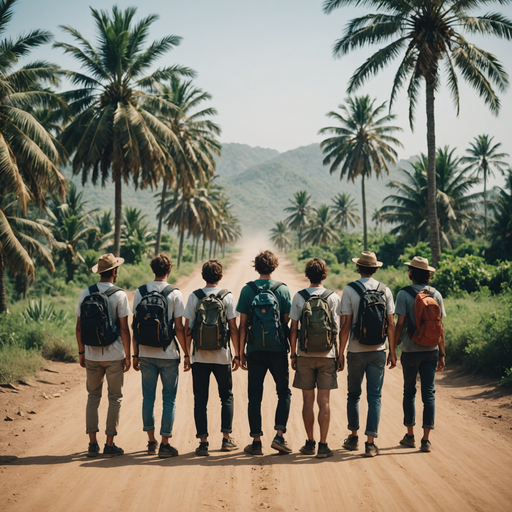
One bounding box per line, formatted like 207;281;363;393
290;258;340;458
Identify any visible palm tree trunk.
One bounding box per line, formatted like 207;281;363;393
222;245;226;258
202;233;207;260
0;254;7;314
113;172;123;257
66;251;74;283
155;181;168;256
426;81;442;267
209;240;213;259
213;240;218;258
177;229;184;269
299;223;303;249
483;168;488;239
361;173;368;251
194;235;199;263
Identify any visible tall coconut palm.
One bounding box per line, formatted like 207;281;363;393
323;0;512;266
121;207;154;264
284;190;313;249
331;192;361;231
319;95;402;250
55;6;195;256
489;170;512;255
269;221;292;252
304;205;340;246
461;134;509;238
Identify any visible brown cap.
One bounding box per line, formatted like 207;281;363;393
351;251;383;268
404;256;435;272
91;253;125;274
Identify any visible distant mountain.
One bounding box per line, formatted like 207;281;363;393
214;143;280;177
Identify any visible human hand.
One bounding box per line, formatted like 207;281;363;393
184;356;191;372
241;353;248;371
123;357;131;372
290;355;297;371
133;357;140;371
337;354;345;372
387;351;397;369
436;356;445;372
232;357;240;371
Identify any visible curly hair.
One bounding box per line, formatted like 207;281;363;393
410;266;432;284
305;258;328;283
356;265;379;276
150;253;173;277
202;259;223;284
253;250;279;275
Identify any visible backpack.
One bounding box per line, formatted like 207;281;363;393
246;281;287;348
133;284;177;348
348;281;388;345
403;286;442;346
298;289;337;353
192;289;231;352
80;284;123;347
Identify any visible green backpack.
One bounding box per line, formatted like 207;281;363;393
298;289;337;353
192;289;231;352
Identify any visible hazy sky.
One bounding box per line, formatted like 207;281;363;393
11;0;512;177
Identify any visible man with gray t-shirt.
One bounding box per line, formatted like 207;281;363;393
393;256;446;453
338;251;396;457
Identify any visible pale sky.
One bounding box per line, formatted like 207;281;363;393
11;0;512;181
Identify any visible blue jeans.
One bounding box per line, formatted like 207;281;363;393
140;357;179;437
401;351;438;429
347;351;386;437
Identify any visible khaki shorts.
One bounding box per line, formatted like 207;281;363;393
293;356;338;390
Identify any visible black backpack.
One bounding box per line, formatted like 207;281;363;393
80;284;123;346
132;284;177;349
348;281;388;345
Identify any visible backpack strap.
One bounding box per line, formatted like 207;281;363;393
402;286;418;299
216;289;231;301
321;289;335;300
298;289;311;301
89;284;99;294
103;286;123;297
270;281;285;293
247;281;259;294
348;281;364;297
193;289;207;300
376;282;387;294
161;285;177;297
138;284;149;298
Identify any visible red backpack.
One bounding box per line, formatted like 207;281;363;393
403;286;442;346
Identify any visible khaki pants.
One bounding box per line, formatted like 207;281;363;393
85;359;124;436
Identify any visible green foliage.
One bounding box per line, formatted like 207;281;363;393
21;299;69;325
501;368;512;388
297;246;338;267
432;256;492;296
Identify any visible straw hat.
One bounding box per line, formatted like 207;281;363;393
404;256;435;272
91;253;125;274
351;251;383;268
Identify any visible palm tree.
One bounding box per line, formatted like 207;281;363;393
121;207;154;264
323;0;512;266
303;205;340;246
489;171;512;255
319;95;402;250
372;209;383;228
284;190;313;249
331;192;361;231
55;6;195;257
461;134;509;238
269;221;292;252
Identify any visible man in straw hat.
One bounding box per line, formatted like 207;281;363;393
338;251;396;457
76;253;131;458
393;256;446;453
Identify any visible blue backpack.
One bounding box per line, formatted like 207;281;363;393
246;281;287;348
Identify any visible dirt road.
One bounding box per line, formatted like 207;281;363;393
1;240;512;512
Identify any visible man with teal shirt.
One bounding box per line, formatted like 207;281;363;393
237;250;292;455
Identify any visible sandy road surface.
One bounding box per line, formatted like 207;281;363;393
1;240;512;512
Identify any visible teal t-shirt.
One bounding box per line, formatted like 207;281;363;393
236;279;291;353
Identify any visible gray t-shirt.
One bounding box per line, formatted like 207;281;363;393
77;282;132;361
395;284;446;353
338;277;395;353
290;286;340;358
184;287;237;365
132;282;185;360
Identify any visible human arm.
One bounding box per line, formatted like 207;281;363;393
119;316;131;372
132;334;140;371
239;313;248;370
228;317;240;371
76;317;85;368
338;314;352;372
386;314;396;369
290;320;298;370
175;316;190;371
437;324;446;371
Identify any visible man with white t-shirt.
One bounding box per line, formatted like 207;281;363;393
76;253;132;458
184;259;240;457
289;258;341;459
132;253;188;458
338;251;396;457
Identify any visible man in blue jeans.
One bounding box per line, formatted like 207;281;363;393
338;251;396;457
132;253;189;458
393;256;446;452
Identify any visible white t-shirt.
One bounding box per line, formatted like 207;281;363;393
338;277;395;353
289;286;341;358
77;282;132;361
184;287;237;365
132;282;185;360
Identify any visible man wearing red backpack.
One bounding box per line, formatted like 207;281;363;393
393;256;446;453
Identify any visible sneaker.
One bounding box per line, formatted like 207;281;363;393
244;441;263;456
316;442;333;459
271;435;292;454
363;442;379;457
221;437;237;452
195;441;210;456
87;442;100;458
147;440;159;455
103;443;124;457
420;439;432;452
342;434;359;451
158;443;179;458
299;440;316;456
399;434;416;448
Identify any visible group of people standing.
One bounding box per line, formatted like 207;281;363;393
76;248;445;459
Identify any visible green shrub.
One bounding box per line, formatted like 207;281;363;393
501;368;512;388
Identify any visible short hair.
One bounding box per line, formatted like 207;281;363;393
357;265;379;276
150;253;173;277
305;258;328;283
409;266;432;284
202;259;223;284
99;268;115;278
253;250;279;275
